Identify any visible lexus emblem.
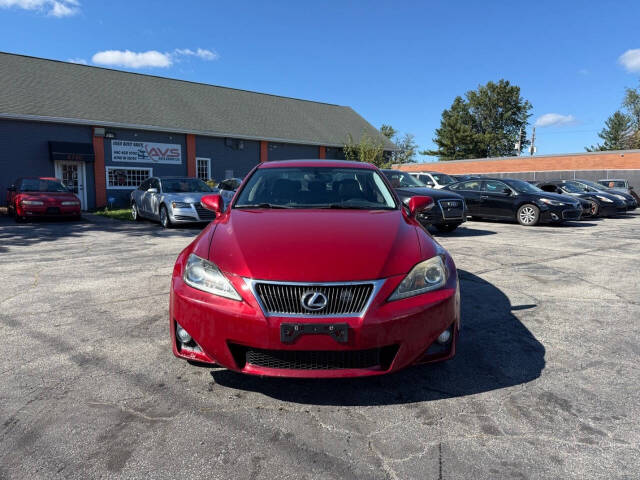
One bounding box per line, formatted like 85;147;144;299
301;291;328;311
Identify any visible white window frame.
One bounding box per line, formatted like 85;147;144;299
196;157;211;181
106;166;153;190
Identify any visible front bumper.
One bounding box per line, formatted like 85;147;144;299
169;204;215;224
170;264;460;378
539;204;582;222
16;204;80;217
417;199;467;227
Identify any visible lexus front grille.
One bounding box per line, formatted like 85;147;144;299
246;280;383;317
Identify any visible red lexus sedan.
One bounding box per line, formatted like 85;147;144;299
7;177;81;222
170;160;460;378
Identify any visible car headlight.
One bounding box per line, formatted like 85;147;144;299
389;256;448;301
171;201;191;209
61;201;80;206
596;195;613;203
539;198;565;206
613;194;626;201
183;253;241;300
21;200;44;205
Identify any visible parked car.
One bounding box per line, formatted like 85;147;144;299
597;178;632;195
170;160;460;377
7;177;81;222
444;177;582;226
382;169;467;232
130;177;219;228
408;171;457;189
535;180;626;217
217;177;243;207
573;179;637;211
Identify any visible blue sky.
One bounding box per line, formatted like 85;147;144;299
1;0;640;161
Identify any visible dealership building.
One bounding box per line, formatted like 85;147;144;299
0;52;393;209
397;150;640;187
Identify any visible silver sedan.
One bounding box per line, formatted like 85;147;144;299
130;177;219;228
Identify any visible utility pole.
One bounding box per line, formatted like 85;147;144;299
529;127;537;156
515;126;523;155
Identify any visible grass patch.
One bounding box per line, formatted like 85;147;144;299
94;208;133;221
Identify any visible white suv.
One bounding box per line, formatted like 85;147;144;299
409;172;456;189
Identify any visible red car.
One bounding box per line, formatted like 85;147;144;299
170;160;460;378
7;177;81;222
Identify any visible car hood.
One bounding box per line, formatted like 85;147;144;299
395;186;464;201
535;192;580;204
162;192;216;203
209;209;429;282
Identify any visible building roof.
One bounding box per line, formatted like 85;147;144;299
0;52;394;149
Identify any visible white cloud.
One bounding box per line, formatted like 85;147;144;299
92;50;173;68
67;57;87;64
0;0;79;17
619;49;640;73
535;113;577;128
90;47;219;69
174;48;219;61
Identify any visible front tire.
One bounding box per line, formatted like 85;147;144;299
131;202;141;221
517;204;539;226
160;205;172;229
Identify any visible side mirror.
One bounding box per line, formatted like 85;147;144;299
503;188;512;195
201;194;224;215
407;195;434;216
147;188;158;193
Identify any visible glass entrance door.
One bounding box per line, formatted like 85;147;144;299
55;161;86;210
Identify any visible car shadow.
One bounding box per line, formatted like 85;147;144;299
210;270;545;406
429;226;497;237
0;214;205;247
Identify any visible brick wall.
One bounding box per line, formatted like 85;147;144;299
397;151;640;175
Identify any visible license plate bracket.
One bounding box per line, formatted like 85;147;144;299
280;323;349;344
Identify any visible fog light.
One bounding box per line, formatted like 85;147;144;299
176;325;192;344
437;329;451;344
550;213;559;221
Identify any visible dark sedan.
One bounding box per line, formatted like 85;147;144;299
381;170;467;232
536;180;626;217
573;179;637;211
444;178;582;226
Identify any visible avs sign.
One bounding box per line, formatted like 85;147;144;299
111;140;182;165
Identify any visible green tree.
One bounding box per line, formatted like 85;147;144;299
380;124;397;140
425;80;533;160
343;133;387;167
622;83;640;149
379;124;418;164
585;111;634;151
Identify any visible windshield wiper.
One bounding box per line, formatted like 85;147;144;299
324;204;373;210
235;203;291;209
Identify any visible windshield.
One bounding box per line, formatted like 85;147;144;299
161;178;213;193
382;170;425;188
431;173;455;185
575;180;607;192
558;182;584;193
599;180;626;188
20;179;68;192
503;179;543;194
234;167;397;210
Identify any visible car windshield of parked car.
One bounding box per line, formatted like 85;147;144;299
559;182;584;193
503;179;543;194
574;180;607;192
599;180;626;188
431;173;455;185
20;179;68;192
235;167;397;209
161;178;213;193
383;170;425;188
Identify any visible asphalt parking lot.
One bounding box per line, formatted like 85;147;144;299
1;213;639;479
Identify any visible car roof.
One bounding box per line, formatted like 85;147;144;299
260;159;376;169
599;178;626;181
